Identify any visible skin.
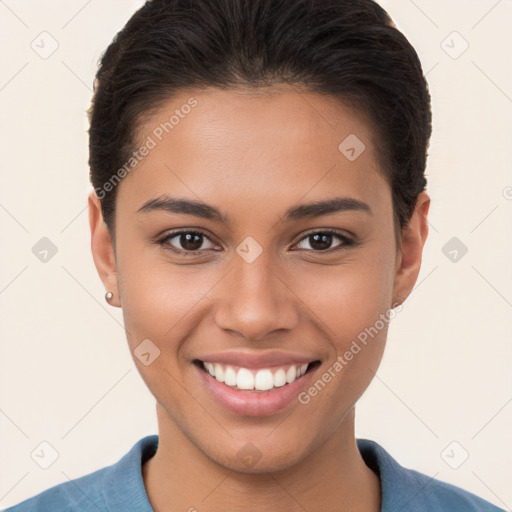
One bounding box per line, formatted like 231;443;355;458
89;84;430;512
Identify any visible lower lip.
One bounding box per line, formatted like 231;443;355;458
195;362;319;417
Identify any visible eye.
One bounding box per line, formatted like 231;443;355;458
294;230;354;252
158;230;219;255
157;228;355;256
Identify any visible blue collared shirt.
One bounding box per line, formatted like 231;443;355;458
3;435;505;511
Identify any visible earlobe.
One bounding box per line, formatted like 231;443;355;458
88;190;120;307
392;191;430;307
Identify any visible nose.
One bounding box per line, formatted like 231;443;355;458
213;252;300;342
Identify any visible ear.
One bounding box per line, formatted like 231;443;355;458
88;190;121;307
392;191;430;307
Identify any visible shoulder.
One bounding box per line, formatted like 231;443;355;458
2;435;158;512
2;466;108;512
357;438;506;512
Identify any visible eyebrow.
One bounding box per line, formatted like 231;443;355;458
136;194;372;223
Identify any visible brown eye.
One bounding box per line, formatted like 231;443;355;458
159;231;218;254
295;230;354;252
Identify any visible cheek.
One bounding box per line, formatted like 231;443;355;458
295;262;393;422
298;248;395;339
119;262;213;346
296;243;395;399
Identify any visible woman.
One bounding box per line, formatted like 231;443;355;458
4;0;505;510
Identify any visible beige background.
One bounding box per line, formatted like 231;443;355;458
0;0;511;509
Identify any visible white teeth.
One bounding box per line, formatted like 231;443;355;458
273;368;287;387
286;365;297;383
202;361;311;390
236;368;254;390
254;369;274;391
213;363;225;382
224;366;237;386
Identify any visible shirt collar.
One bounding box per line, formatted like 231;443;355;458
356;438;437;511
102;435;422;512
102;435;158;512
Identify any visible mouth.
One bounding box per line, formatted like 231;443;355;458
194;359;321;392
193;358;321;416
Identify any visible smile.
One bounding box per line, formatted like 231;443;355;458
201;361;310;391
193;352;322;416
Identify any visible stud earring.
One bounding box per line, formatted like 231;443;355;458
105;291;114;303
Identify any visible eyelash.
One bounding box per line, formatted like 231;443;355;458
157;229;355;256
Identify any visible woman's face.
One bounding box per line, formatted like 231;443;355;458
90;85;428;472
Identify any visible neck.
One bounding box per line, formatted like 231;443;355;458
142;404;381;512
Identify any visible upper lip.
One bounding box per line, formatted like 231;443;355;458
195;350;320;369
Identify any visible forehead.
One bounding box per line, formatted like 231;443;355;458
118;85;389;218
